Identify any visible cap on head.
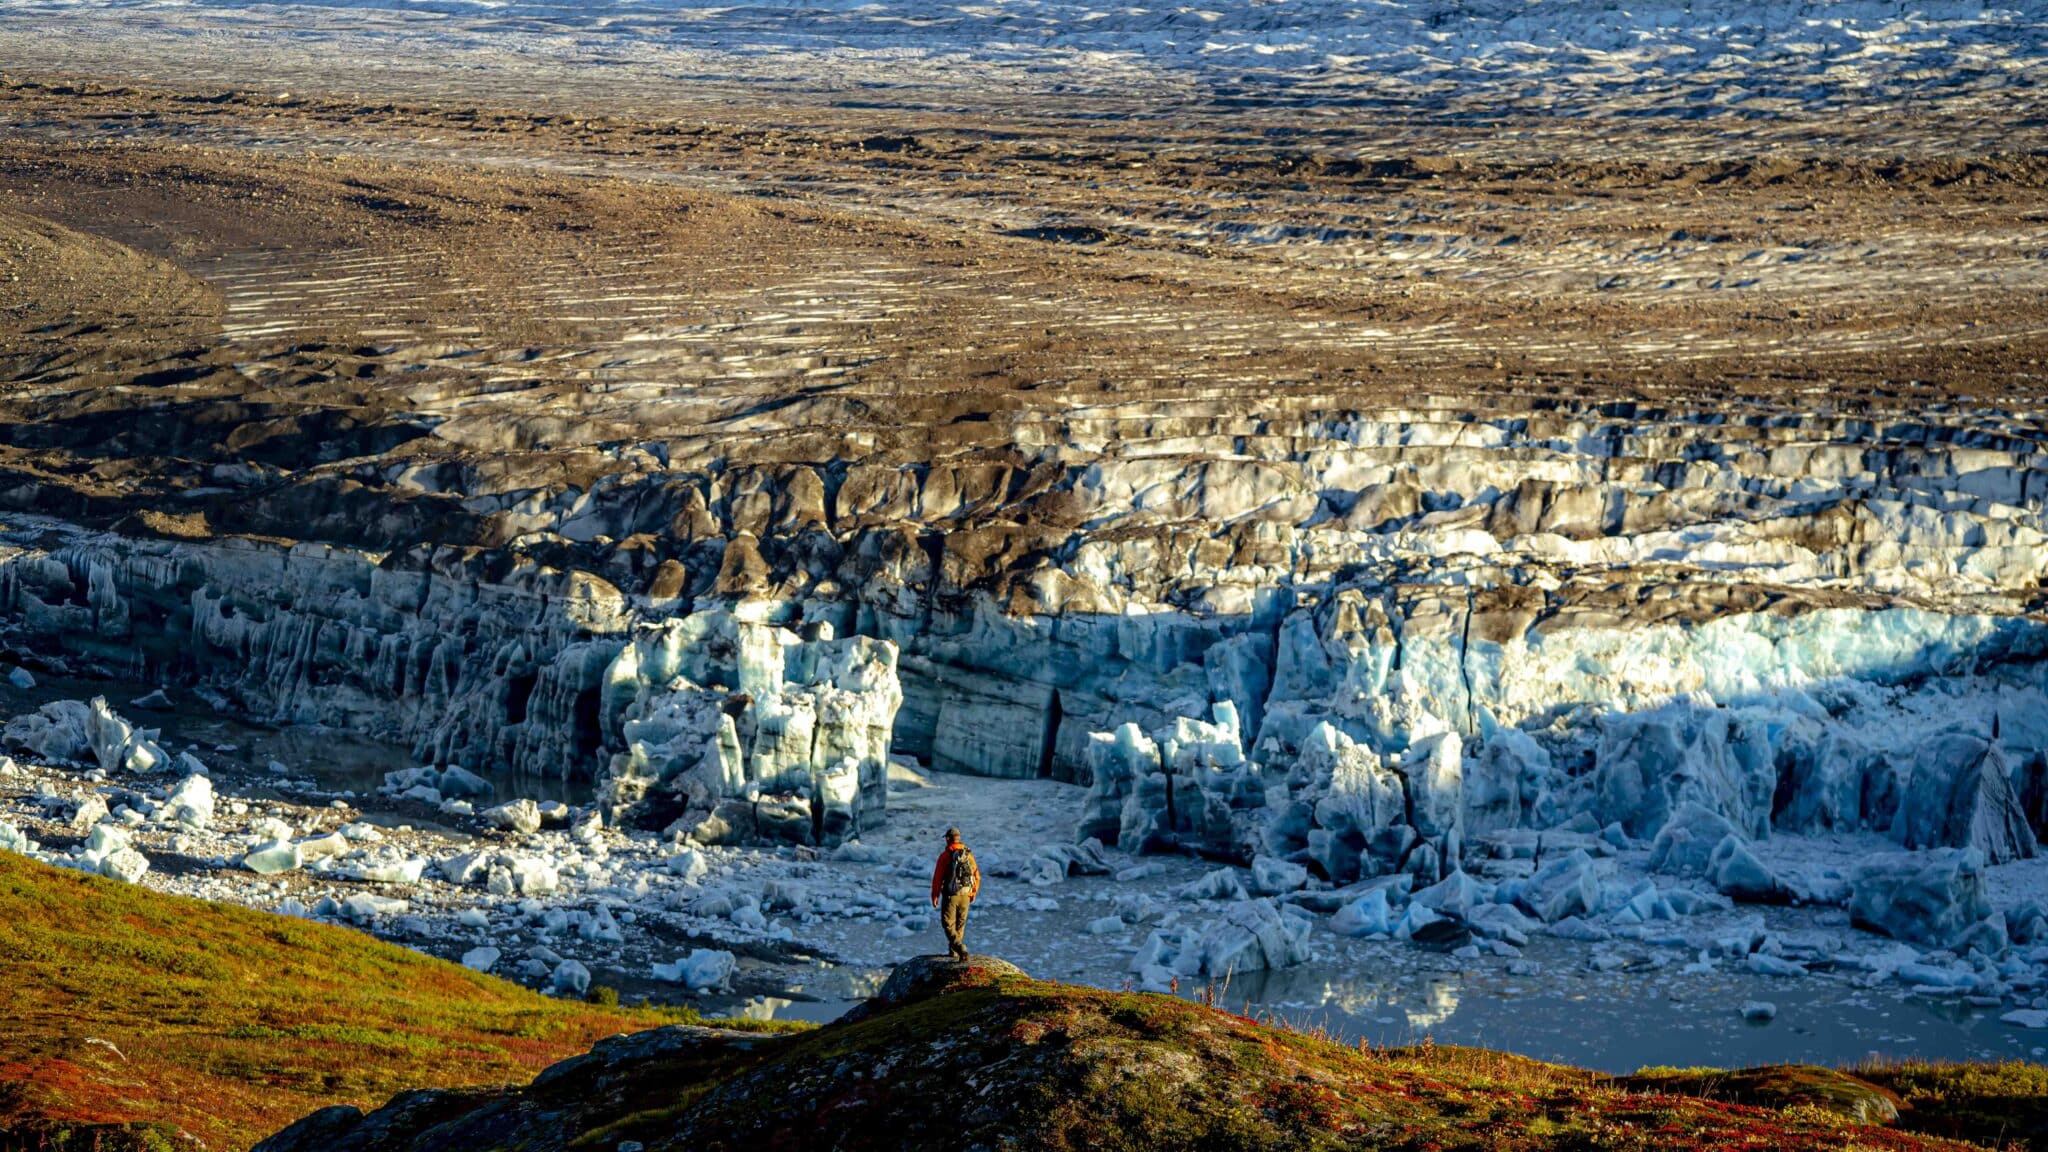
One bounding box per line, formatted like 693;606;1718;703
945;827;962;843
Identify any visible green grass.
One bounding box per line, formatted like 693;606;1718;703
1855;1059;2048;1150
0;852;683;1149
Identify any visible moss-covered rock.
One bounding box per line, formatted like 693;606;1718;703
1619;1064;1903;1124
253;959;2007;1152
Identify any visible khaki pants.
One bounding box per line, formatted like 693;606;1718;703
940;892;973;959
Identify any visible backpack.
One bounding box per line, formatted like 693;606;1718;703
942;846;978;898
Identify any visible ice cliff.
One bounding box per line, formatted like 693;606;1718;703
3;399;2044;862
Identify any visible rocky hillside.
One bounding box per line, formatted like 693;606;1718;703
257;955;2041;1152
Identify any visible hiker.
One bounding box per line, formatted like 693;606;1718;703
929;826;980;962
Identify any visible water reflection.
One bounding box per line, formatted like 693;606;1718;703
1191;946;2044;1072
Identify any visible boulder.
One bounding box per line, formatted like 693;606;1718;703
1172;900;1313;976
1893;733;2036;865
161;774;215;829
1647;803;1743;876
485;799;544;836
651;948;736;993
550;959;591;997
1410;870;1491;919
1512;849;1601;923
1249;855;1309;895
1706;835;1785;903
243;839;303;875
1848;848;1991;946
1329;888;1394;937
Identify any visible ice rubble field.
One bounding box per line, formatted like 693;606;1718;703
1;369;2047;1069
4;587;2048;1067
9;0;2046;116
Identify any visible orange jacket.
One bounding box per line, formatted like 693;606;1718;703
931;843;978;901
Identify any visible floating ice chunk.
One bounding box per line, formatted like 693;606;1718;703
550;959;591;997
1085;915;1126;936
1895;961;1977;991
437;765;494;801
1249;855;1308;895
457;907;490;929
1548;916;1610;943
1706;835;1784;903
1513;849;1600;923
1849;848;1991;946
1746;953;1807;978
461;946;501;973
1647;803;1742;876
1130;931;1172;972
7;667;33;689
1329;888;1393;938
484;800;543;835
243;839;302;875
1466;902;1534;945
1740;1001;1777;1022
1392;902;1443;941
1181;899;1312;975
2003;1009;2048;1030
1951;914;2009;959
1116;862;1167;883
1411;870;1491;919
1178;868;1248;902
652;948;736;992
1664;889;1733;916
130;689;171;710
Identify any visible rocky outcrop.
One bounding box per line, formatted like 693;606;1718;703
244;956;1996;1152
